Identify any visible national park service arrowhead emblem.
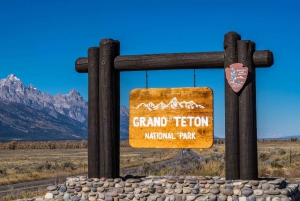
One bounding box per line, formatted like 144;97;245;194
225;63;248;93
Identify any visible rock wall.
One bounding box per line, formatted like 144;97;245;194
17;175;300;201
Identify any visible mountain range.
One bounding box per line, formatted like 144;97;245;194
2;74;296;141
0;74;129;142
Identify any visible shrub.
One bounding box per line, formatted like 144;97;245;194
259;153;269;161
287;168;300;178
278;149;286;155
141;162;150;174
271;158;283;169
8;140;18;150
0;168;7;175
44;163;52;170
14;166;29;173
47;142;56;149
34;164;44;172
61;162;76;170
272;169;285;177
291;137;298;142
259;166;271;177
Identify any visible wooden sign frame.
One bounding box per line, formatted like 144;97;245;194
75;32;274;180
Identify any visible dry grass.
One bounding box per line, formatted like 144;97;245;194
192;141;225;157
0;148;87;186
1;139;300;190
3;139;300;201
194;139;300;179
120;147;178;168
0;146;178;186
0;189;47;201
256;139;300;180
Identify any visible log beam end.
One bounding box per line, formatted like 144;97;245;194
75;57;88;73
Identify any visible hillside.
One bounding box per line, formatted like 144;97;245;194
0;74;129;141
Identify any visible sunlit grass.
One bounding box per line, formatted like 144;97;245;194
0;189;47;201
0;145;178;186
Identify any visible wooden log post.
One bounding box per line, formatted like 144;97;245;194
238;40;258;179
87;47;100;178
114;40;121;177
224;32;241;180
99;39;120;178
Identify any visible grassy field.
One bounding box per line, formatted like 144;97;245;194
0;146;178;201
0;139;300;187
0;139;300;201
0;146;178;186
192;139;300;180
120;147;179;168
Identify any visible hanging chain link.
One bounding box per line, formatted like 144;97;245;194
194;69;196;87
146;70;148;89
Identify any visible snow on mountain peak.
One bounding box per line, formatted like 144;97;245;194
28;84;37;90
7;74;20;81
69;89;79;94
67;89;82;99
0;74;88;123
0;74;129;140
0;74;24;90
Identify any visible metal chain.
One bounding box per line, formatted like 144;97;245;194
146;70;148;89
194;69;196;87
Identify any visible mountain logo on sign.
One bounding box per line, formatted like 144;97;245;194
136;97;205;111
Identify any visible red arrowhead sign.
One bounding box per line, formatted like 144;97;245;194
225;63;248;93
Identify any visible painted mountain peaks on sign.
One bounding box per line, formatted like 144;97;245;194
136;97;205;111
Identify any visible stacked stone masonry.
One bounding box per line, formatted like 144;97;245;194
15;176;300;201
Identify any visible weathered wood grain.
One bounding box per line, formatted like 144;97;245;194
238;40;258;180
75;50;273;73
87;47;100;178
115;52;224;70
75;57;89;73
99;39;119;178
253;50;273;67
129;88;213;148
113;40;120;177
224;32;240;180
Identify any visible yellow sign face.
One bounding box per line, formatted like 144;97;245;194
129;87;213;148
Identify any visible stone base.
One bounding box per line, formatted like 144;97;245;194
15;176;300;201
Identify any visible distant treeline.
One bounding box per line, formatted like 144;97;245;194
0;140;88;150
0;138;297;150
119;139;226;147
258;137;298;142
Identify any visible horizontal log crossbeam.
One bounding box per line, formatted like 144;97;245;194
75;50;273;73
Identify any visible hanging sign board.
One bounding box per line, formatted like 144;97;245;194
129;87;213;148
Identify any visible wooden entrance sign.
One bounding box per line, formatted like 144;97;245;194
129;88;213;148
75;32;274;180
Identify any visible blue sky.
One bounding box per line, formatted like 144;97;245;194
0;0;300;138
